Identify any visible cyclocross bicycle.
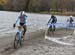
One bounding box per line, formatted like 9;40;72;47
47;23;56;35
14;26;24;49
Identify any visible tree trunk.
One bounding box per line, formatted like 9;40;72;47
25;0;30;11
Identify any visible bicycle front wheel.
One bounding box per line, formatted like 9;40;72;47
14;32;20;49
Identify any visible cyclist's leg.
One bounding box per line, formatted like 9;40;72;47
19;23;24;39
50;24;52;31
47;24;51;35
70;22;73;27
51;23;55;35
50;23;54;35
51;23;54;31
23;25;27;39
68;22;73;27
20;23;24;35
53;23;56;31
51;23;54;33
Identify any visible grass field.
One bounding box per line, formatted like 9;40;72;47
37;11;75;16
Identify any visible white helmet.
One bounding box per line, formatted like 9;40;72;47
20;11;25;15
70;15;73;18
22;11;25;15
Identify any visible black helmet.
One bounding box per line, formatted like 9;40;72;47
51;15;55;18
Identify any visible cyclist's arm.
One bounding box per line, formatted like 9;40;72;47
47;18;51;25
15;17;19;24
13;17;19;28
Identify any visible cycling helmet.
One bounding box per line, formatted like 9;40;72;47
70;15;73;18
20;11;25;15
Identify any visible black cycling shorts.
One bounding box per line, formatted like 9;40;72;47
20;23;24;26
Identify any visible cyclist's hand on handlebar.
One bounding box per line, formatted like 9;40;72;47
13;23;16;28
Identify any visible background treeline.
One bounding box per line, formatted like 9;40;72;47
0;0;75;12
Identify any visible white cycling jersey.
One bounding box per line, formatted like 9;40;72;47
16;15;28;26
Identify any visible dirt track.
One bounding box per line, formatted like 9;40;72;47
0;30;45;55
0;29;75;55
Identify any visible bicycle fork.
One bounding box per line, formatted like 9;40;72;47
18;29;23;45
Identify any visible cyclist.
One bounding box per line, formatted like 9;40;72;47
47;15;57;31
13;11;28;39
67;15;74;27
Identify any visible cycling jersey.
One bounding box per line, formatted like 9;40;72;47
16;15;28;26
48;16;57;24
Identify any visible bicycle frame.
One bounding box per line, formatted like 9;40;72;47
48;23;56;30
15;26;24;41
14;26;24;49
47;23;56;36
